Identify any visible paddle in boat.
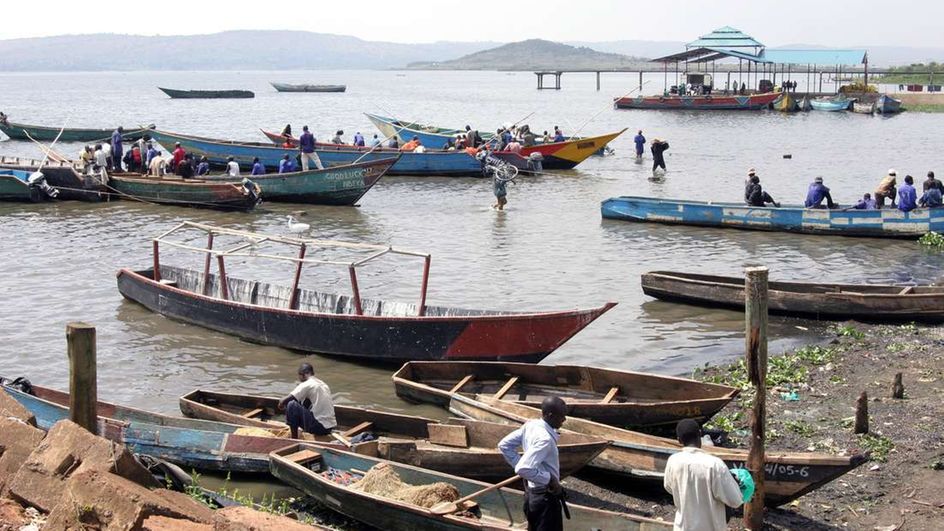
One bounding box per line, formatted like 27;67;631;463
180;389;608;482
601;195;944;238
642;270;944;322
0;114;152;142
271;83;346;93
158;87;254;99
449;394;867;507
392;361;738;429
117;222;615;362
614;92;782;110
270;444;672;530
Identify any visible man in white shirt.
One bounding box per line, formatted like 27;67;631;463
148;151;166;176
498;396;567;531
663;419;744;531
226;156;240;177
278;363;337;439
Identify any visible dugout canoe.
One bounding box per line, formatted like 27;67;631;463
876;94;902;114
0;156;106;201
180;389;607;481
0;116;152;142
614;92;782;110
642;270;944;322
201;157;396;205
150;128;528;177
271;82;346;93
601;196;944;238
106;173;259;211
450;394;867;507
270;444;671;531
118;222;614;363
159;87;254;99
364;114;624;169
392;361;738;429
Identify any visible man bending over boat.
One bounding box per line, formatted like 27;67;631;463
498;396;567;531
874;169;897;208
278;363;337;439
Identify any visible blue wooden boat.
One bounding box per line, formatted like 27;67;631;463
0;168;46;202
809;97;852;112
600;196;944;239
149;129;501;177
876;94;903;114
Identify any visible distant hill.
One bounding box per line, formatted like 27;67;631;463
407;39;650;70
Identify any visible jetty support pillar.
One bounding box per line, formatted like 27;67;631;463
67;322;97;435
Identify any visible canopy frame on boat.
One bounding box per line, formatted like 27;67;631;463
151;221;432;316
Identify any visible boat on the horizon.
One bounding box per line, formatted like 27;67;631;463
158;87;254;99
614;91;782;110
271;82;346;93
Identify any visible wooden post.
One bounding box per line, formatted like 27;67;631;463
892;373;904;399
639;71;643;92
288;244;306;310
349;266;363;315
596;71;601;91
743;266;768;530
854;391;869;434
201;233;214;295
417;255;431;317
152;240;161;282
217;255;229;300
67;322;97;435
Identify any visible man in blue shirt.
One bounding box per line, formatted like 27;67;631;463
251;157;265;175
898;175;918;212
552;126;565;143
111;127;124;171
353;132;365;147
633;130;646;160
298;125;323;171
279;154;297;174
804;176;835;208
854;193;877;210
195;156;210;176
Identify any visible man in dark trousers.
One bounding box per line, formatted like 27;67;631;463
498;396;568;531
277;363;337;439
111;127;124;172
651;138;669;174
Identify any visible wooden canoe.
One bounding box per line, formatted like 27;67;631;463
271;83;346;93
180;389;608;481
0;118;152;142
614;92;782;110
159;87;254;99
876;94;902;114
0;156;106;201
450;394;867;507
392;361;738;429
642;270;944;322
270;444;671;531
852;102;876;114
106;173;259;211
0;169;46;202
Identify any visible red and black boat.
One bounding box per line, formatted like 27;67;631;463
614;92;782;110
117;222;615;363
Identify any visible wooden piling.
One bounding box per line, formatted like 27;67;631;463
892;373;904;399
67;322;97;435
743;266;768;530
854;391;869;434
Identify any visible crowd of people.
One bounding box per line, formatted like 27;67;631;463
742;168;944;211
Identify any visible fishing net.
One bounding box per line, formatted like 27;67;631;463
351;463;460;508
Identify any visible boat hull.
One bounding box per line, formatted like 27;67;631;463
601;196;944;239
450;395;866;507
773;93;798;112
876;95;902;114
809;99;851;111
614;92;782;110
0;170;44;202
0;121;151;142
271;83;346;93
0;157;107;201
108;174;257;211
159;88;254;99
116;266;614;363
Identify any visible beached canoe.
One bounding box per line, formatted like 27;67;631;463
876;94;902;114
149;129;526;177
106;173;259;211
450;394;867;507
809;97;851;111
392;361;738;429
642;270;944;322
118;222;614;363
159;87;254;99
773;92;798;112
271;83;346;93
614;92;782;110
0;156;107;201
270;444;671;530
363;114;624;169
202;157;396;205
601;196;944;238
798;95;812;112
0;116;152;143
180;389;608;481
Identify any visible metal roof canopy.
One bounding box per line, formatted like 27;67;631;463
686;26;764;49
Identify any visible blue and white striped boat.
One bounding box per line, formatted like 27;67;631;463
601;196;944;238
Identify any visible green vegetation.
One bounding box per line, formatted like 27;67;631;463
705;410;742;433
858;433;895;462
873;62;944;84
835;325;865;340
785;419;817;438
701;345;840;390
919;232;944;246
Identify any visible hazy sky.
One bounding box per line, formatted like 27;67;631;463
3;0;942;48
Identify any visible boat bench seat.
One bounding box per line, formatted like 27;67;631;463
342;421;374;438
285;448;322;465
427;424;469;448
241;407;264;418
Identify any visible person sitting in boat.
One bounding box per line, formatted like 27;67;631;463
804;177;836;209
874;170;898;208
145;143;158;169
196;156;210;176
171;142;186;172
854;193;877;210
519;125;537;146
400;136;422;152
919;183;943;208
745;175;780;207
250;157;265;176
225;156;240;177
353;132;365;147
280;124;293;139
542;130;552;144
505;138;523;154
279;154;297;174
454;134;467;150
278;363;337;439
898;175;918;212
386;136;399;149
147;151;166;176
369;134;381;148
331;130;345;144
553;126;565;143
922;171;944;195
176;154;195;179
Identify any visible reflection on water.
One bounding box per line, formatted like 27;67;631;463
1;70;943;413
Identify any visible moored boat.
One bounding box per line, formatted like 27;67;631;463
106;173;260;211
270;444;671;530
809;96;852;111
0;168;47;202
117;222;615;362
201;157;397;205
876;94;902;114
0;116;152;142
271;82;346;93
159;87;254;99
392;361;738;429
0;156;106;201
642;270;944;322
773;92;798;112
450;394;867;507
614;92;782;110
601;195;944;238
180;389;608;481
852;101;875;114
798;95;812;112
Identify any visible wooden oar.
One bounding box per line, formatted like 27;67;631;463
429;475;520;516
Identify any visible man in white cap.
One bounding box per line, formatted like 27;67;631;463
875;169;898;209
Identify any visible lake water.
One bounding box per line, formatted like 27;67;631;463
1;69;942;417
